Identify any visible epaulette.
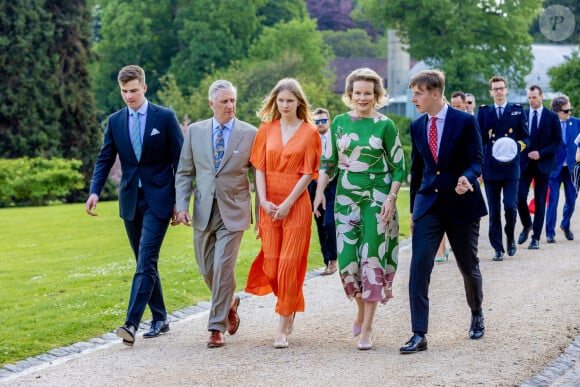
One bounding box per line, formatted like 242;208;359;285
512;103;523;109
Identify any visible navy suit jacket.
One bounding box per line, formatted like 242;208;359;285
521;107;562;175
477;103;529;181
551;116;580;177
89;102;184;221
410;106;487;223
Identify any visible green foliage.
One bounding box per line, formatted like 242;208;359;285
356;0;541;101
0;1;100;186
322;29;378;57
549;51;580;109
0;158;85;207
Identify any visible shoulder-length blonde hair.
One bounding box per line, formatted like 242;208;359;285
257;78;313;123
342;67;388;109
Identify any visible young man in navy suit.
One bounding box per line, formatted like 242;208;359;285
545;95;580;243
400;69;487;354
477;76;529;261
86;65;184;346
517;85;562;249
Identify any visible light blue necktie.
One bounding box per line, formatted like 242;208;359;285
214;125;225;169
561;121;567;144
131;112;142;160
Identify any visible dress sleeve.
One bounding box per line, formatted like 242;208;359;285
384;118;407;183
300;124;321;180
319;116;339;179
250;122;268;172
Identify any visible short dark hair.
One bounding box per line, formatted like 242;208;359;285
551;95;570;112
488;76;506;89
313;107;330;118
118;65;145;85
528;84;543;95
451;91;466;101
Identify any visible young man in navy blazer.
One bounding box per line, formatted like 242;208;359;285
517;85;562;249
86;65;184;346
400;69;488;354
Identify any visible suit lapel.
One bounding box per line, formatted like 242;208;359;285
219;121;243;170
438;109;454;165
417;115;435;164
141;103;157;154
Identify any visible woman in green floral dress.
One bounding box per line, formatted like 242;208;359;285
313;68;406;350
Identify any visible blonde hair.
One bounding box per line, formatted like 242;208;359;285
257;78;313;123
342;67;388;109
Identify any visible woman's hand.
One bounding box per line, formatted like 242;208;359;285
380;195;396;223
273;200;291;221
261;200;278;218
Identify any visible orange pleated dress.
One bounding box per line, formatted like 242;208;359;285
245;119;321;315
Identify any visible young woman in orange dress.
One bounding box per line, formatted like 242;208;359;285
245;78;321;348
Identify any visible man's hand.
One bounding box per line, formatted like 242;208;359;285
455;176;474;195
85;194;99;216
176;210;192;227
528;150;540;160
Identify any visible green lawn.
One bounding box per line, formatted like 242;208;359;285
0;189;410;366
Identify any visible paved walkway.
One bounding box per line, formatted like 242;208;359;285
1;199;579;385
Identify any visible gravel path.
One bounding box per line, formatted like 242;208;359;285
2;208;579;386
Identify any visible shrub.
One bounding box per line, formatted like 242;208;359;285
0;157;84;206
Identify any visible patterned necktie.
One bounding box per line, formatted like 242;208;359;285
497;106;503;119
131;111;142;160
214;124;225;169
428;116;438;162
531;110;538;137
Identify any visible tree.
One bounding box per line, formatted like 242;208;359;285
549;51;580;109
306;0;355;31
0;0;99;185
356;0;542;101
322;29;377;57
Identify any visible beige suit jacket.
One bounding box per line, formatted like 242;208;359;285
175;118;258;232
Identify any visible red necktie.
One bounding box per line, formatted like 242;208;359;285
428;117;438;162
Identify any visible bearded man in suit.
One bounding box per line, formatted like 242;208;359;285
175;80;258;348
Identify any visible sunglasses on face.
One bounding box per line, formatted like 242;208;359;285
315;118;329;124
467;101;473;104
562;109;573;114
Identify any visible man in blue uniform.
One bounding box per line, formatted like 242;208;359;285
477;76;529;261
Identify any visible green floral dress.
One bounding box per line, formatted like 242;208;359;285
320;113;406;303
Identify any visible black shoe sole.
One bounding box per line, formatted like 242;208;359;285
116;326;135;344
400;345;427;354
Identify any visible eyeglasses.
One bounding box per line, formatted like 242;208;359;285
491;87;506;92
467;101;474;105
315;118;329;124
562;109;573;114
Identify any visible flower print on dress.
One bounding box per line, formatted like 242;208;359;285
335;194;361;253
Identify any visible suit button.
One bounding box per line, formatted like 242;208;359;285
436;171;440;175
435;189;439;193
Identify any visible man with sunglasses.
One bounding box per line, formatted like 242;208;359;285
477;76;529;261
545;95;580;243
308;108;338;275
465;94;476;115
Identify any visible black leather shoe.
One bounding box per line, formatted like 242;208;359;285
469;315;485;339
507;240;517;256
400;333;427;354
560;226;574;241
546;236;556;244
492;250;504;261
528;238;539;249
143;320;170;338
116;323;137;346
517;227;532;244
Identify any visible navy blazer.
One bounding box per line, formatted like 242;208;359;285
89;102;184;221
521;108;562;175
551;116;580;177
410;106;487;223
477;103;529;181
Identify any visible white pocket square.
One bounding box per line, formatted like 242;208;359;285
151;128;160;135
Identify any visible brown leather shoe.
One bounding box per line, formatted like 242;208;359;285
227;296;240;335
207;330;225;348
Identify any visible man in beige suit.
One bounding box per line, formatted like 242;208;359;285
175;80;258;348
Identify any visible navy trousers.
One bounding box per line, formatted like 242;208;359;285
546;168;577;237
517;163;550;241
484;179;518;252
409;209;483;334
123;190;170;327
